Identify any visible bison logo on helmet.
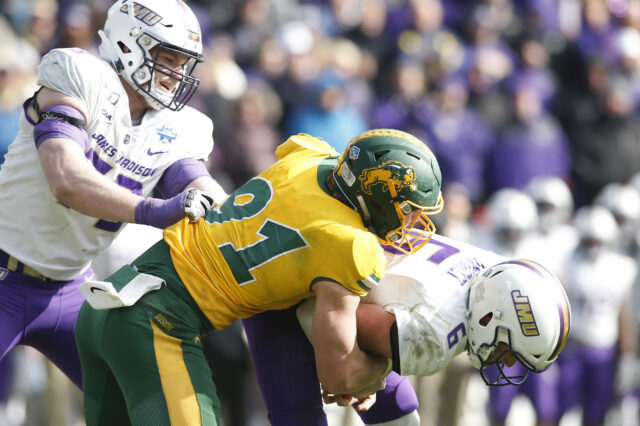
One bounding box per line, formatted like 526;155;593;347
359;161;417;196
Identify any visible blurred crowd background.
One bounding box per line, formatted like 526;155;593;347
2;0;640;425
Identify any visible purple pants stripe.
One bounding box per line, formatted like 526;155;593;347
0;267;93;388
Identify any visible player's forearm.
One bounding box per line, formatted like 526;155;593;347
38;138;140;222
315;335;389;396
356;303;395;358
313;308;388;395
312;281;389;395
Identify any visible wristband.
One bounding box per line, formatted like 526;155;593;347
134;192;188;229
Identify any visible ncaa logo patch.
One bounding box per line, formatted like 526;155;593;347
0;267;8;281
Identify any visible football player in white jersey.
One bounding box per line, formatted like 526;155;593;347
481;186;572;426
244;234;571;425
558;205;637;425
0;0;226;389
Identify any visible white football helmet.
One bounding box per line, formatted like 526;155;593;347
466;259;571;385
573;205;619;259
525;176;574;230
595;183;640;226
488;189;538;232
486;189;538;253
98;0;203;111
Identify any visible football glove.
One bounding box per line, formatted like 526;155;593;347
135;188;215;229
184;188;215;222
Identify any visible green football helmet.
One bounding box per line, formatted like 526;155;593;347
333;129;444;253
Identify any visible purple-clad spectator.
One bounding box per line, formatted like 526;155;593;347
514;0;561;33
419;74;495;203
465;21;517;130
575;0;621;65
212;78;282;188
487;70;571;192
388;0;468;81
368;55;429;133
506;67;556;107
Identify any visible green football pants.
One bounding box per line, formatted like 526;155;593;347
75;241;219;426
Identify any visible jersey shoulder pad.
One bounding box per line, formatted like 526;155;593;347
275;133;339;160
37;48;112;102
316;224;386;295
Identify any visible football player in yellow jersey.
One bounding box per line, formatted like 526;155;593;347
75;128;444;426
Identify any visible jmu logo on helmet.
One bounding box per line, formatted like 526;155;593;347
511;290;540;336
358;161;417;196
120;3;163;26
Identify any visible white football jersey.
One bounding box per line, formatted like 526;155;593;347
562;249;637;348
363;235;505;376
0;48;213;280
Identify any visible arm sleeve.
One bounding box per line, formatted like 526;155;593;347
156;158;211;198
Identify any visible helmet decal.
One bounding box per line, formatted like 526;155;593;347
187;30;201;43
499;259;571;361
119;2;163;26
358;161;417;196
511;290;540;336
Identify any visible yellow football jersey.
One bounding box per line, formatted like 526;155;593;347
164;134;387;329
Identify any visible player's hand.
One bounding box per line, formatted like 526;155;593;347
352;394;377;412
351;374;387;398
322;390;357;407
184;188;215;222
135;189;215;229
321;390;377;411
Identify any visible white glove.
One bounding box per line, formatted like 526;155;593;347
184;188;215;222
